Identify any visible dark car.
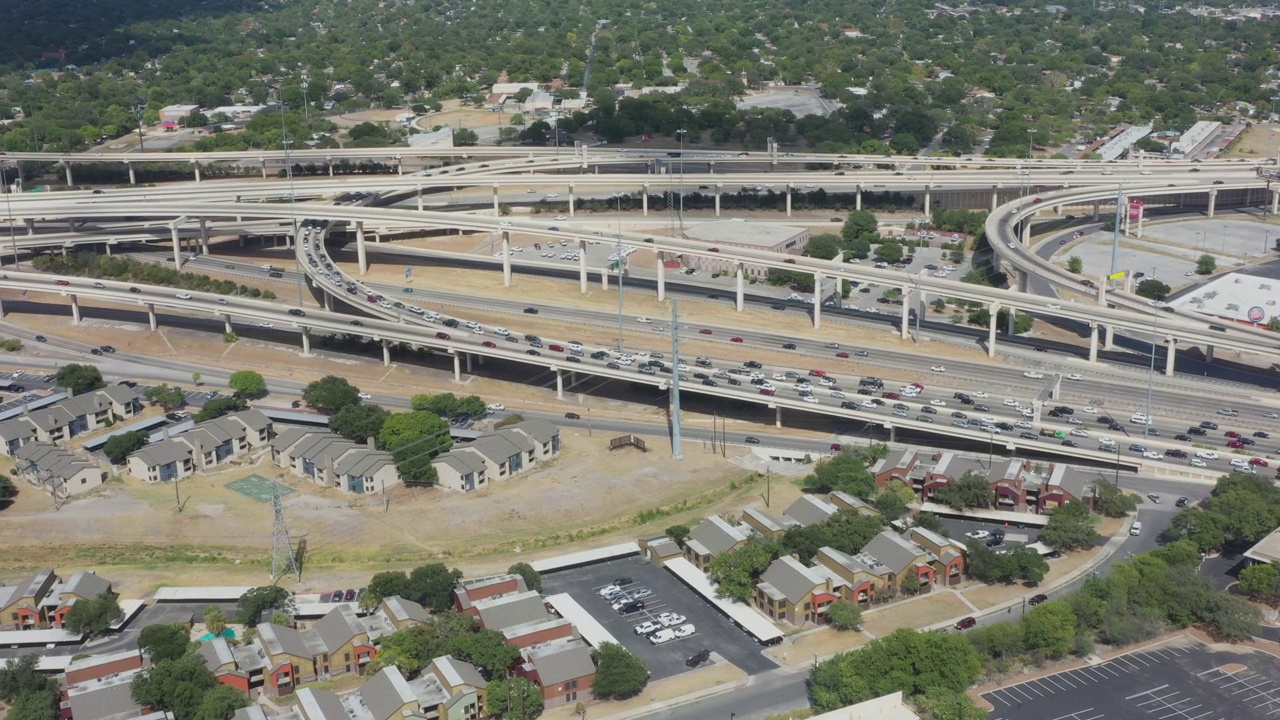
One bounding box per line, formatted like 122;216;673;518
1188;427;1207;435
618;600;645;615
1175;496;1189;507
128;287;142;294
686;648;712;668
330;590;344;602
435;332;451;340
350;320;364;326
744;436;761;444
985;536;1003;547
1027;594;1049;606
1061;439;1078;447
1256;431;1272;439
101;345;116;354
344;589;356;602
443;318;460;328
1200;420;1219;430
523;307;539;314
614;577;634;586
34;335;46;343
973;404;990;412
782;343;797;350
288;308;305;317
268;271;284;278
90;348;103;355
1175;434;1191;441
1166;449;1188;459
565;412;581;420
1019;432;1037;440
528;349;543;356
954;617;977;630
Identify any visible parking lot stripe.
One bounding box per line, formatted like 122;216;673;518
1129;653;1153;666
1046;709;1097;720
1024;681;1048;697
1085;666;1115;680
1126;684;1170;700
1054;673;1080;688
1011;684;1038;701
1114;657;1141;671
987;689;1014;706
1043;675;1071;692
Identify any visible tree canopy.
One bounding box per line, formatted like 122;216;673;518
103;430;149;464
809;629;982;712
56;363;105;395
63;592;122;636
139;623;193;663
302;375;362;413
235;585;291;626
592;642;649;700
227;370;267;397
366;563;463;611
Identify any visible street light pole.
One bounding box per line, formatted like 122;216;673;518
1027;128;1036;159
615;196;625;351
1143;303;1161;438
131;99;147;152
0;164;18;269
279;101;304;308
676;129;688;232
300;76;310;124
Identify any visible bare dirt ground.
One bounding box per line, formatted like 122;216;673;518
1225;123;1280;158
327;109;409;130
417;100;508;131
860;591;972;638
765;627;872;665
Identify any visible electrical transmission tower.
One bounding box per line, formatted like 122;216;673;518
271;479;301;582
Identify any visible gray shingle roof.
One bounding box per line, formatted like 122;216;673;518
688;516;748;556
257;622;314;660
468;434;523;464
0;417;35;442
15;441;96;479
783;495;838;527
228;408;271;432
509;418;559;444
296;687;348;720
758;555;825;604
382;596;429;624
97;386;141;407
861;531;929;574
430;655;488;690
270;426;316;452
816;546;874;577
360;666;416;720
334;447;395;477
524;639;596;686
62;570;111;600
128;439;193;467
473;590;548;631
435;449;488;476
311;604;365;654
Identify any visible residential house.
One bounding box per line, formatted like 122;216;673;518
683;516;750;571
0;388;141;456
454;574;528;613
754;555;842;625
126;441;196;484
471;591;550;633
432;421;561;492
858;531;939;593
741;507;800;539
43;570;114;628
425;656;488;720
517;638;596;708
255;623;320;697
0;567;58;630
309;604;377;678
126;410;272;483
827;491;880;517
782;495;838;528
906;527;966;585
869;449;919;487
271;428;400;494
639;535;683;566
814;547;879;605
13;441;107;498
377;595;430;631
198;635;269;697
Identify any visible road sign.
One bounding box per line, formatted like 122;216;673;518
1108;271;1128;280
1248;306;1266;323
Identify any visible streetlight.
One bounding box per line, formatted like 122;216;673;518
1142;302;1162;439
1027;128;1037;159
131;97;147;152
300;75;311;123
615;195;626;351
0;164;18;269
676;129;688;230
279;101;305;308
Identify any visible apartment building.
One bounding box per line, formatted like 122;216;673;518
0;387;141;455
432;420;561;492
126;410;273;483
13;441;107;498
683;516;750;571
271;428;400;495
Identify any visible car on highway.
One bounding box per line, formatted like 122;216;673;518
1023;371;1044;379
930;365;946;372
1027;594;1048;606
744;436;760;444
782;342;797;349
1195;450;1219;460
176;292;193;299
1189;458;1207;467
1176;497;1190;507
964;530;991;539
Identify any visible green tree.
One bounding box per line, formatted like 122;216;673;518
194;396;247;422
1010;546;1050;585
6;686;59;720
848;236;872;259
330;403;391;443
131;653;219;720
454;128;479;146
826;599;863;630
874;241;903;263
193;684;249;720
932;471;994;509
56;363;105;394
487;676;544;720
453;628;521;679
1135;279;1171;301
1094;482;1138;518
1196;254;1217;275
1165;507;1228;552
804;233;843;260
145;384;187;411
366;570;414;606
407;563;464;611
914;688;987;720
507;562;543;593
708;537;779;602
63;592;121;636
235;585;291;625
808;629;982;711
204;606;226;636
901;570;921;596
1237;562;1280;601
803;453;876;497
102;431;149;464
302;375;361;413
192;372;202;387
1042;501;1099;550
139;623;192;663
873;482;914;521
380;411;454;485
912;512;947;536
1209;489;1280;545
665;524;691;546
227;370;267;397
841;210;878;243
781;510;885;564
1067;256;1083;274
0;655;57;705
592;642;649;700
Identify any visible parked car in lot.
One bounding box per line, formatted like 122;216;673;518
673;623;696;639
634;621;661;635
657;612;686;627
649;629;676;644
599;584;622;597
628;588;654;600
618;600;645;615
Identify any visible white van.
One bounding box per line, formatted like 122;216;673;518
1129;413;1153;425
1130;521;1143;536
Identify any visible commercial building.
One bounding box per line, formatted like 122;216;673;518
271;428;400;494
1168;272;1280;328
681;220;809;276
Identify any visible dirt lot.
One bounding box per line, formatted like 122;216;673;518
860;591;972;637
416;100;509;131
1225;123;1280;158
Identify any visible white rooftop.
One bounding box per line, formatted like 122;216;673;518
683;220;808;248
1168;271;1280;326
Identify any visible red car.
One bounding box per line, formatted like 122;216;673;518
954;617;977;630
882;391;901;400
54;279;70;286
698;329;713;335
808;369;827;377
1227;440;1245;449
482;341;496;348
1225;430;1241;438
830;443;843;451
1032;197;1043;204
367;294;378;303
708;247;720;253
436;332;451;340
783;258;796;264
835;352;849;358
1250;457;1270;467
759;388;775;396
730;337;744;343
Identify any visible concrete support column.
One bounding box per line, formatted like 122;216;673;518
991;186;999;212
1088;322;1099;363
416;187;424;212
502;232;512;288
69;294;80;325
1006;306;1016;335
224;315;232;334
147;303;157;331
1102;323;1114;350
397;159;404;175
323;292;333;311
889;425;897;443
775;406;782;428
466;353;473;373
987;303;1000;358
328;162;334;178
568;183;576;217
709;161;715;174
64;163;73;186
25;219;34;235
785;185;793;217
735;264;745;312
578;240;588;294
383;339;391;366
452;351;462;382
356;221;368;275
198;219;209;255
1164;336;1176;376
923;188;931;216
714;184;722;217
1272;190;1279;216
492;185;500;215
170;225;182;269
812;272;824;329
1206;344;1215;362
656;256;666;302
127;163;136;185
301;327;311;355
1207;188;1218;218
193;162;201;183
105;243;112;256
900;289;910;340
855;185;863;211
556;369;564;399
1020;221;1031;244
642;184;650;216
261;160;268;179
600;268;609;290
1092;200;1101;220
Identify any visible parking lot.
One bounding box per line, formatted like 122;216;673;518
983;640;1280;720
540;557;777;680
938;516;1039;552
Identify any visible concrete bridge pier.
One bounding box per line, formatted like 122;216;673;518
223;315;232;334
568;183;576;217
735;264;745;311
715;184;722;217
416;186;424;212
556;369;564;400
69;294;80;324
987;303;1000;358
785;185;793;217
991;186;999;212
452;351;462;382
383;339;392;367
923;188;931;216
1088;322;1099;363
301;327;311;355
170;225;183;269
193;162;202;183
147;303;157;331
642;183;650;216
1207;188;1218;218
656;256;666;302
492;185;500;215
1205;345;1214;363
1006;307;1016;336
775;405;782;428
900;288;910;340
465;353;473;373
502;232;512;287
323;292;333;312
199;219;209;255
25;219;34;235
578;241;588;293
600;267;608;290
64;162;73;187
1102;323;1114;350
356;222;368;275
1272;190;1279;216
1165;337;1176;376
261;160;268;179
855;185;862;211
127;163;136;185
812;272;824;328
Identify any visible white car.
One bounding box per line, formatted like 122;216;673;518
930;399;947;407
803;396;820;404
980;415;996;424
965;530;991;539
1067;374;1083;381
598;584;622;597
546;192;559;198
494;327;510;336
982;425;1002;434
1230;458;1249;469
831;391;846;399
636;317;652;324
673;623;696;639
379;300;393;309
176;292;193;299
1023;371;1045;379
657;612;686;627
257;321;274;328
634;621;661;635
972;391;989;398
554;215;568;221
499;221;512;228
1195;450;1219;460
486;403;506;412
930;365;946;372
1070;429;1089;438
1083;406;1098;414
772;373;788;381
1003;399;1018;407
1015;420;1033;429
820;377;836;387
861;400;878;409
358;393;372;400
649;629;676;645
1047;303;1061;310
1066;417;1083;425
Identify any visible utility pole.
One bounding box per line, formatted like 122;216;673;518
1109;184;1125;283
271;477;301;582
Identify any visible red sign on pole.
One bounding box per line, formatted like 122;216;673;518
1128;200;1144;221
